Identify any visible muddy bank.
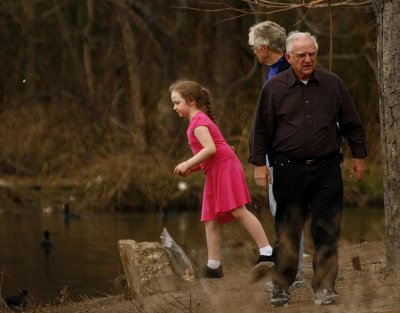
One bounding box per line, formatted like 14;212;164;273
13;241;397;313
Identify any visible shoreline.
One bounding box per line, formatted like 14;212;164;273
12;240;399;313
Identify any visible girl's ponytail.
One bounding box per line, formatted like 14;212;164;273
170;80;215;122
201;87;215;122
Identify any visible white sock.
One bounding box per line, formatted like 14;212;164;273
207;260;221;269
259;245;273;256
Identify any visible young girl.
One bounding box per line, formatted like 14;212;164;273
170;80;273;278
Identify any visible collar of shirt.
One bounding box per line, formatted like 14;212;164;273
287;68;320;88
266;55;287;81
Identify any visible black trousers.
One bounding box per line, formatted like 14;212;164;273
271;154;343;292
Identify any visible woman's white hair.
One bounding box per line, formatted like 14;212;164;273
248;21;286;52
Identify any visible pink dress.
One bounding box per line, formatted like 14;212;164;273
187;112;251;224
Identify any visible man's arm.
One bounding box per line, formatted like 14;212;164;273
337;79;367;159
249;85;274;166
336;78;367;183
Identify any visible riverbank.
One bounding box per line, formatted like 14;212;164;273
0;167;383;215
14;240;399;313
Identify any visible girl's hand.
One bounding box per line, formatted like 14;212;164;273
173;125;215;177
174;162;189;176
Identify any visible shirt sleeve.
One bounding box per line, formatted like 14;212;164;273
249;85;274;165
337;79;367;158
190;114;210;133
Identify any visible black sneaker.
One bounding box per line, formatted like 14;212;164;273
314;288;340;305
256;255;274;264
271;285;290;307
198;265;223;278
249;255;274;283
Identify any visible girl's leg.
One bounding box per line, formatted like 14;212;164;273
204;220;221;261
233;206;273;283
231;206;270;248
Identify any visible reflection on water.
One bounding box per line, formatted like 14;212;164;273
0;207;384;304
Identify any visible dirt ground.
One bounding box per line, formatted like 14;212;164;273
29;240;399;313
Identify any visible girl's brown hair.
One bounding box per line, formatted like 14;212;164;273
169;80;215;122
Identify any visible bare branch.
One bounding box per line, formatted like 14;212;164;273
172;0;373;17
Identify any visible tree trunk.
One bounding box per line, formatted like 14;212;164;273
52;0;84;97
83;0;95;100
22;0;37;97
117;10;145;150
373;0;400;278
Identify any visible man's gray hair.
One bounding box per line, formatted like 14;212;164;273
248;21;286;53
286;31;319;53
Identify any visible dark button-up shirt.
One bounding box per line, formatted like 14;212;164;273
249;68;367;166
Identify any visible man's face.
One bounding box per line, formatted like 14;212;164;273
285;37;317;80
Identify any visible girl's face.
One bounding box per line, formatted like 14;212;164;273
171;90;192;118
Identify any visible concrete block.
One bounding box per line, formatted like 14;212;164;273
118;240;177;299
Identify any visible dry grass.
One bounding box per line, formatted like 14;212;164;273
0;97;383;213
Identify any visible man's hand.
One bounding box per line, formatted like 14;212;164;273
254;166;271;190
349;158;365;182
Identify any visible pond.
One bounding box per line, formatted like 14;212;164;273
0;207;384;305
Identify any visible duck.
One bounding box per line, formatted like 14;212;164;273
63;203;80;222
40;230;53;253
4;290;28;307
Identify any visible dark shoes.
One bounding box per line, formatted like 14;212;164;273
198;265;223;278
249;255;274;283
271;285;290;307
314;288;340;305
269;284;339;306
256;254;274;264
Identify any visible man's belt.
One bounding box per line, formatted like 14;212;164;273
291;151;340;166
275;151;341;166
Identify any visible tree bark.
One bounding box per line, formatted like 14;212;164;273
21;0;37;96
373;0;400;278
117;9;145;150
83;0;95;100
51;0;84;94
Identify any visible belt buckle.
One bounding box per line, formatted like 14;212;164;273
305;159;314;165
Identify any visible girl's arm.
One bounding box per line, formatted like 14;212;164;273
181;164;202;176
174;126;216;176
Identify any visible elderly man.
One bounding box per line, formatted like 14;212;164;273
249;31;366;306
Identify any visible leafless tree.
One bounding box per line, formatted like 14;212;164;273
373;0;400;278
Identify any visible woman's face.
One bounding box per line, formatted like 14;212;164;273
252;44;271;65
171;90;191;118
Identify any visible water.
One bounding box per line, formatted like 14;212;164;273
0;207;384;304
